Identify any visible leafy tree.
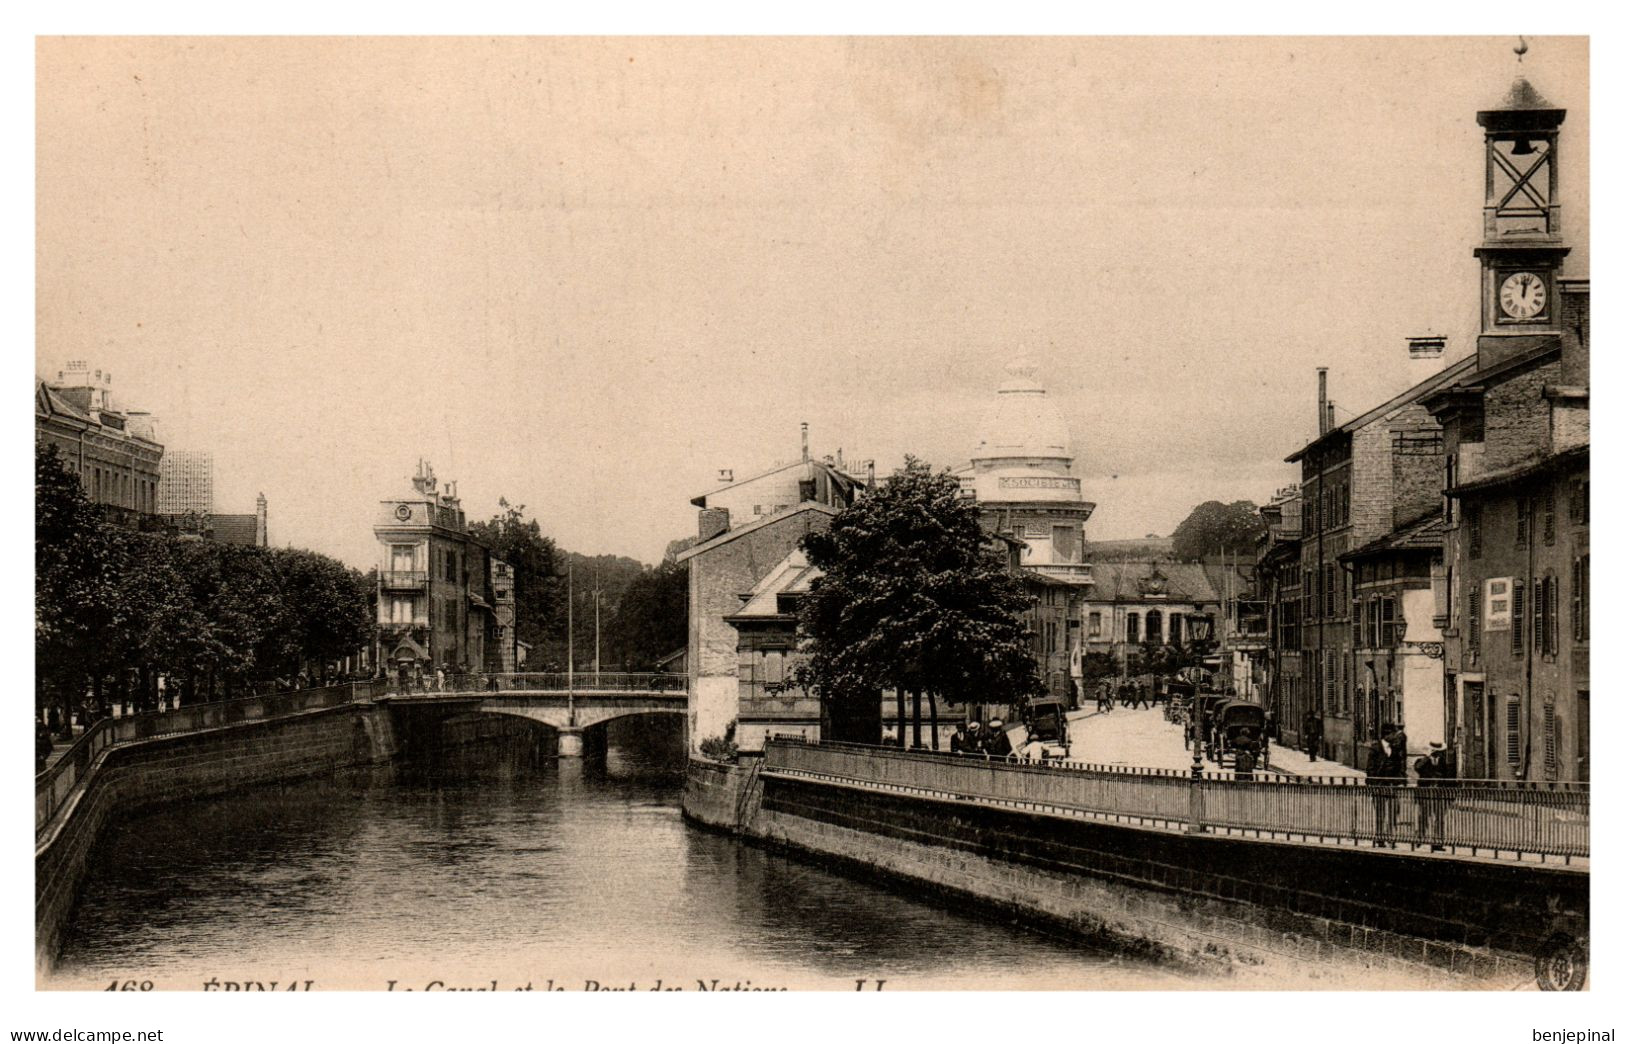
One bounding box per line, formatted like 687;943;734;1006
468;500;565;664
1076;651;1121;689
606;558;688;671
36;444;121;733
1170;500;1267;561
795;458;1044;748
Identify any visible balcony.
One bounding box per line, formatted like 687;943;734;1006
380;570;428;590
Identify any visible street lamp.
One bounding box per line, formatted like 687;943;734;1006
1187;614;1214;780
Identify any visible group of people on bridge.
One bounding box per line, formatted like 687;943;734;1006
947;719;1014;760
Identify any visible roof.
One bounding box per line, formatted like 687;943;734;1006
728;548;820;622
208;514;259;546
1084;560;1228;605
1340;512;1446;562
1286;357;1476;464
689;457;864;508
674;501;839;564
1447;445;1588;498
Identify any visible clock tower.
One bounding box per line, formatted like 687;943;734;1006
1474;74;1569;369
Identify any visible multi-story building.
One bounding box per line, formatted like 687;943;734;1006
677;435;865;752
1071;560;1243;687
1421;76;1588;782
35;364;163;527
158;449;214;517
373;461;497;677
1285;358;1470;770
1255;487;1303;741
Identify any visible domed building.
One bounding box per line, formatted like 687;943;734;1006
957;356;1095;584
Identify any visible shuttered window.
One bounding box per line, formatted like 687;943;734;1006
1573;555;1589;643
1468;589;1481;650
1380;597;1396;648
1543;487;1557;545
1506;698;1522;767
1353;599;1363;646
1512;580;1526;656
1467;505;1483;557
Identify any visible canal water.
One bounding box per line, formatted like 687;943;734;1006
49;720;1178;991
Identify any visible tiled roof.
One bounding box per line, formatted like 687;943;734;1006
1085;560;1227;604
1341;512;1446;561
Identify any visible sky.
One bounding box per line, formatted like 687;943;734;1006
35;36;1589;569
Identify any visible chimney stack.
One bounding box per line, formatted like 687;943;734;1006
1326;402;1336;430
1317;368;1329;435
801;422;810;464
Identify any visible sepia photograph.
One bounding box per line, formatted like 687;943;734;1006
27;28;1593;1018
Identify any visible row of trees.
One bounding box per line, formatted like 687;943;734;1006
36;445;374;736
793;459;1045;749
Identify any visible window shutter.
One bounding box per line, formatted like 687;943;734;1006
1544;702;1558;779
1353;599;1363;644
1512;581;1526;655
1546;577;1554;654
1507;698;1522;766
1544;488;1557;545
1531;580;1544;656
1468;589;1481;649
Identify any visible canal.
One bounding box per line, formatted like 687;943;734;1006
48;719;1178;990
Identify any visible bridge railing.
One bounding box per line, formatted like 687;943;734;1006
762;739;1588;862
380;672;688;696
36;681;376;836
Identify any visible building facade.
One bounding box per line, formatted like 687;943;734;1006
1422;76;1589;782
373;461;497;677
36;366;163;527
1255;487;1304;742
158;449;214;517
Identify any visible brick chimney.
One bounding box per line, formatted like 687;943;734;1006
698;507;730;542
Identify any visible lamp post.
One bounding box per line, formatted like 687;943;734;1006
1188;614;1214;780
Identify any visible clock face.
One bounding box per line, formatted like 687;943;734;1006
1498;271;1548;321
394;504;413;521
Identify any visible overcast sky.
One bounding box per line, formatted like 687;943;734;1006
35;36;1588;569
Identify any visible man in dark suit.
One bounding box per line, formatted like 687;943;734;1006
1302;711;1323;763
1366;723;1403;847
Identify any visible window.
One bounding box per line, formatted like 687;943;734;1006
1467;505;1483;558
1146;609;1163;644
1088;612;1101;638
389;595;414;624
1543;487;1557;545
1353;599;1364;645
1544;576;1558;655
1304;571;1314;620
1570;479;1589;526
1572;555;1589;643
1380;597;1396;648
1444;456;1456;522
753;504;763;516
1468;588;1481;650
1506;698;1522;767
391;545;415;573
1169;613;1183;645
1341;484;1351;526
1515;497;1531;547
1512;580;1525;656
1126;613;1140;644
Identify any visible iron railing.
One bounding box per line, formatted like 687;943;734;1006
762;739;1588;862
376;672;690;698
378;570;428;588
35;681;384;836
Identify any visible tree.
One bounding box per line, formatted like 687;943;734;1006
1170;500;1267;561
795;458;1044;748
36;444;121;733
1076;651;1121;689
606;558;688;671
468;500;564;664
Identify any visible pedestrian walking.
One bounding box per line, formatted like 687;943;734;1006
983;719;1013;761
1302;710;1323;763
1366;723;1403;847
949;722;971;755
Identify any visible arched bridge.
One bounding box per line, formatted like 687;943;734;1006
375;674;687;755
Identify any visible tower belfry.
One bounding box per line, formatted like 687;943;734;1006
1473;43;1569;367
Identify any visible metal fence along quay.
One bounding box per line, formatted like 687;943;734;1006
761;739;1589;865
35;681;385;836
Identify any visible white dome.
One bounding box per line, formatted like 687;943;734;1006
971;356;1073;464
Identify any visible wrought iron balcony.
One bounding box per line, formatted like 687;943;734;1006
380;570;428;590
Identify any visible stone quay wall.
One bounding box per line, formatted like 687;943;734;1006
36;703;400;975
684;758;1586;987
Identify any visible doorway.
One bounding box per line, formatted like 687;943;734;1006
1465;681;1486;779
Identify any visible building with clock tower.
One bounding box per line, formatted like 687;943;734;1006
374;460;501;680
1423;71;1589;782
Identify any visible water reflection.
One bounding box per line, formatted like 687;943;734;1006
49;720;1176;990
